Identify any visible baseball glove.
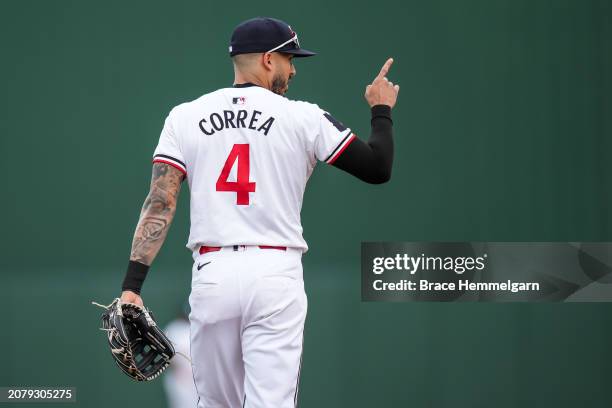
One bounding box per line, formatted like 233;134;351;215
93;298;175;381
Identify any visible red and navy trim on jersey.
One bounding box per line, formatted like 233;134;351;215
152;154;187;175
324;131;356;165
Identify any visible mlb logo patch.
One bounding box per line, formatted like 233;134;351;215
232;97;246;105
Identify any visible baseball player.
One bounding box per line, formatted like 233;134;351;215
118;17;399;408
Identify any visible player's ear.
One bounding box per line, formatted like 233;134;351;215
261;52;274;71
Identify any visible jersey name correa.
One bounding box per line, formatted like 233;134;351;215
152;85;355;252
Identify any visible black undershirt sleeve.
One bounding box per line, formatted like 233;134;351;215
331;105;394;184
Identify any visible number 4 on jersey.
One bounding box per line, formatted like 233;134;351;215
216;144;256;205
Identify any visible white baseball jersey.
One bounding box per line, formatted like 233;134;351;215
152;84;355;252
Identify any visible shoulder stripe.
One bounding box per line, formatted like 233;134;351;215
324;132;352;163
153;154;186;168
152;157;187;176
326;133;356;165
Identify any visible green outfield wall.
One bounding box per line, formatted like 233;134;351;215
1;1;611;407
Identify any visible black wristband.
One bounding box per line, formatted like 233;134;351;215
122;260;150;295
371;105;392;123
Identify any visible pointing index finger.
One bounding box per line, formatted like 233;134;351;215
376;58;394;79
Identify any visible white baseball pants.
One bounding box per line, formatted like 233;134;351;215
189;246;307;408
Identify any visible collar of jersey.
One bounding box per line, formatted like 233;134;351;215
233;82;260;88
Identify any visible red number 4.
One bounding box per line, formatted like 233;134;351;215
216;144;256;205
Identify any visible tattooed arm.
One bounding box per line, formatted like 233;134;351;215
130;162;184;264
120;162;185;305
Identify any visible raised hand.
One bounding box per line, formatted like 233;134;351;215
365;58;400;108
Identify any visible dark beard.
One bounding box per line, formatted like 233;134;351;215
271;74;287;95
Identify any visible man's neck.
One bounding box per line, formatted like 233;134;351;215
233;73;269;89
